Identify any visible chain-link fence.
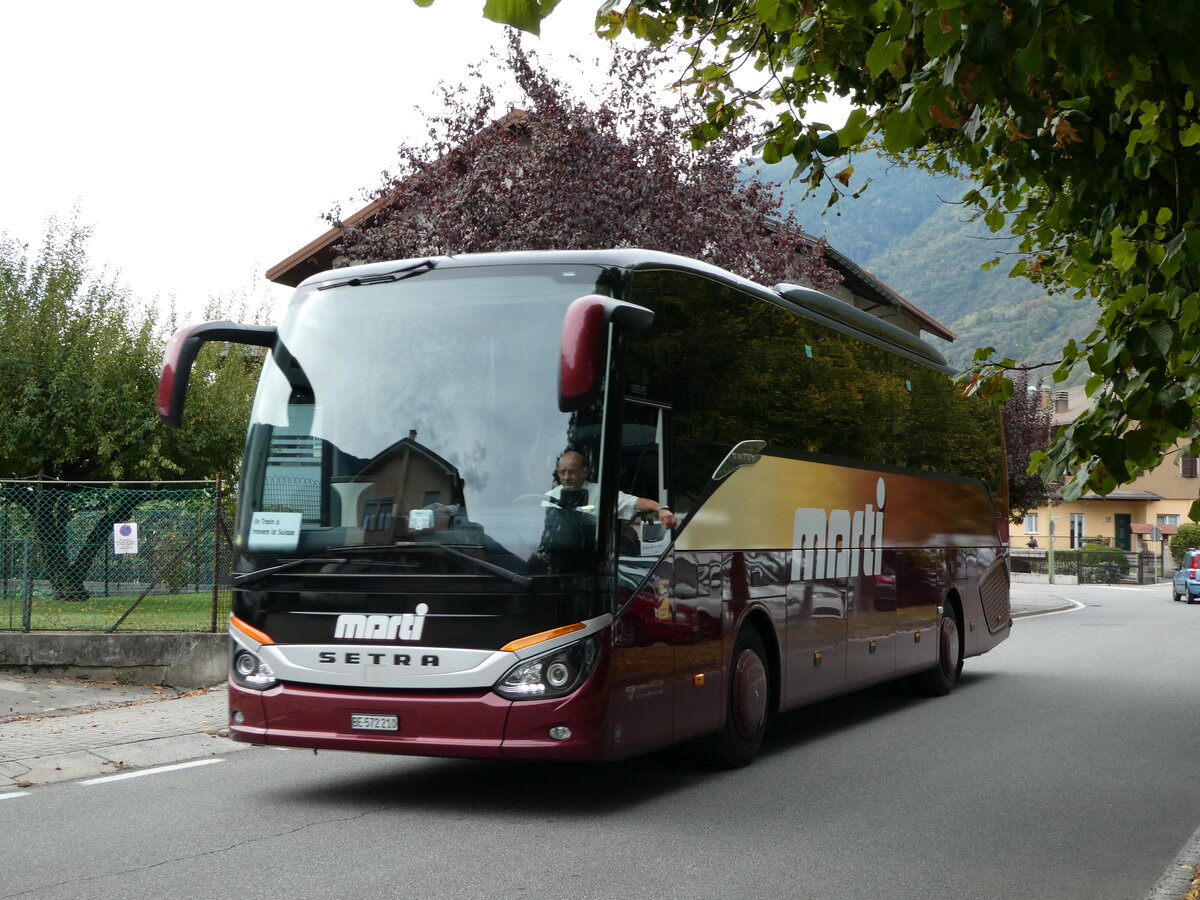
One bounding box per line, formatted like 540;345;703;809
0;479;234;633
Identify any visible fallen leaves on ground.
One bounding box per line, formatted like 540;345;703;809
1185;864;1200;900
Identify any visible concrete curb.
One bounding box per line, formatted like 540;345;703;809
1144;820;1200;900
0;632;225;687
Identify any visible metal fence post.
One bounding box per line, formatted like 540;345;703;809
21;537;33;632
211;474;223;633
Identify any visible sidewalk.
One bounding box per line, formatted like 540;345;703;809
0;675;241;788
1009;582;1082;618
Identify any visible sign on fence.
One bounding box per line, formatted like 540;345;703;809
113;522;139;555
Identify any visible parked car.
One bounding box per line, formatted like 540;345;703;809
1171;549;1200;602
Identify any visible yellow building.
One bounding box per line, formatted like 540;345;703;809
1018;386;1196;551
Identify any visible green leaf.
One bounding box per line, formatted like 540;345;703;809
1017;36;1043;76
755;0;797;31
482;0;557;33
1145;319;1174;358
1124;428;1155;464
1168;400;1194;431
815;131;841;156
1110;227;1136;273
923;7;960;57
866;32;903;79
881;110;925;152
836;107;873;147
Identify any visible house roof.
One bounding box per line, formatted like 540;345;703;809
817;241;955;342
1076;490;1165;502
264;109;955;342
1132;522;1178;535
265;195;389;289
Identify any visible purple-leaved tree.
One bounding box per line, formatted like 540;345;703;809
330;33;837;291
1001;372;1054;522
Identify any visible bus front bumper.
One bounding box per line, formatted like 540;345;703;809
227;678;609;761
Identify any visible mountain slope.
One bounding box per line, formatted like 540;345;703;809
752;156;1098;371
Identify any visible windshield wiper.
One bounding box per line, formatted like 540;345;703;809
333;541;533;589
317;260;436;291
233;556;349;589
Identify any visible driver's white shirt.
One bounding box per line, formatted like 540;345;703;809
543;480;638;520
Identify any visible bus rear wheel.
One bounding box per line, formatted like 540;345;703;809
913;605;963;697
710;627;769;768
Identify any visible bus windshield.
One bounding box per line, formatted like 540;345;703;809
236;263;614;577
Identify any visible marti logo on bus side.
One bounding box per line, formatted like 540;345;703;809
333;603;430;642
791;477;887;582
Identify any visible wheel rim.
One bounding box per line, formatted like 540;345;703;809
938;614;961;679
732;648;768;738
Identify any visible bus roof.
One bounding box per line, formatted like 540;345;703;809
294;249;952;373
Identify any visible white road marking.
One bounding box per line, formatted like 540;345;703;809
1022;597;1087;617
0;791;31;800
80;758;224;785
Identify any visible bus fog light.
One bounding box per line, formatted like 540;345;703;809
548;725;571;741
232;709;245;725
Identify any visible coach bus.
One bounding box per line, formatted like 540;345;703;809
158;249;1010;766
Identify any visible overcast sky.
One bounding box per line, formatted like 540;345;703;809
3;1;846;322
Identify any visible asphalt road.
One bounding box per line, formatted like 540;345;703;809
3;581;1198;900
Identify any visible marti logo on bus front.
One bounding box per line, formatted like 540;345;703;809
334;603;430;641
791;477;887;581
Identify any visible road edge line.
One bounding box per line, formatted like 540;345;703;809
79;757;224;785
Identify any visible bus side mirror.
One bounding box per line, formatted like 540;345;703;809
157;321;277;428
712;440;767;480
558;295;654;413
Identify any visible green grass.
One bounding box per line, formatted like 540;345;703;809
0;590;230;632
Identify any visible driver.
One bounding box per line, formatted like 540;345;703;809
543;450;677;529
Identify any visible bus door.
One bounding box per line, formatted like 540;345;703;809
845;551;897;691
784;559;848;707
671;551;723;739
609;400;677;756
893;549;942;676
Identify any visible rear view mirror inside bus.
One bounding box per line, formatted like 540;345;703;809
558;295;654;412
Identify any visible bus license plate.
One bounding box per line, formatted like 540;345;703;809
350;714;399;732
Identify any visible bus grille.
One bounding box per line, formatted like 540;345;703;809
980;563;1011;634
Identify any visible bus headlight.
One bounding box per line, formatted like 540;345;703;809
495;635;599;700
232;648;278;690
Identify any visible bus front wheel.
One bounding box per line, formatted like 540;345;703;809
913;604;963;697
710;627;769;768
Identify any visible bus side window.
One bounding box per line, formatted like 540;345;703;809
619;401;667;505
618;400;671;563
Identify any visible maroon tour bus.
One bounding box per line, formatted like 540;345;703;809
158;249;1011;767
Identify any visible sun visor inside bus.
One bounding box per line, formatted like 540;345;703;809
157;320;277;428
559;295;654;412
